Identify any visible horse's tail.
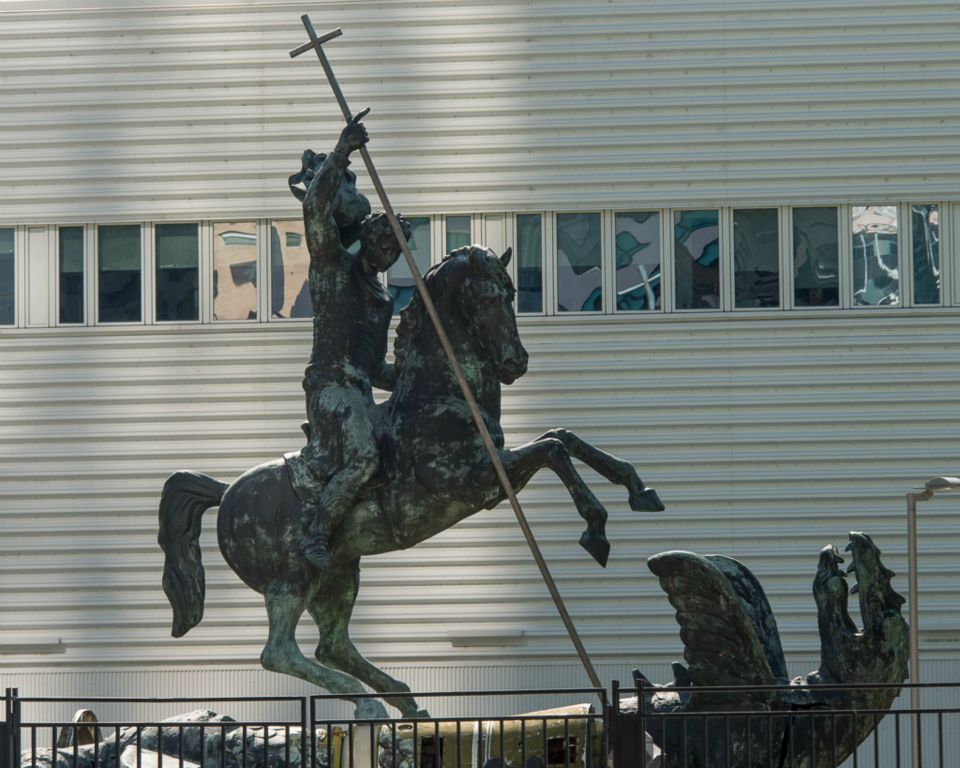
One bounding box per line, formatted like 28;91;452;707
158;471;229;638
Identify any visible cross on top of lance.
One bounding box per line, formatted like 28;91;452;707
289;16;342;59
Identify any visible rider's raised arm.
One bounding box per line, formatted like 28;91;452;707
301;109;370;263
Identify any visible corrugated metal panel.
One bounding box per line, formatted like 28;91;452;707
2;0;960;224
2;314;959;682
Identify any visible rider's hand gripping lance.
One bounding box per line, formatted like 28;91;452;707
290;15;603;691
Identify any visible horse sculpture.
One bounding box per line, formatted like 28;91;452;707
159;245;663;719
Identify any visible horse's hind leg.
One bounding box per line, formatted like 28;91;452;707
259;588;376;714
308;562;425;719
503;438;611;566
534;428;664;512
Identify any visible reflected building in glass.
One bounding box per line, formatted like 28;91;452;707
0;228;12;326
733;209;779;308
793;207;839;307
270;220;311;319
912;204;940;305
556;212;602;312
614;212;660;311
673;210;720;310
212;222;258;321
852;205;899;306
388;217;431;313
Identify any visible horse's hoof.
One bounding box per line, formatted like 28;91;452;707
354;699;389;721
579;529;610;568
630;487;664;513
414;709;431;719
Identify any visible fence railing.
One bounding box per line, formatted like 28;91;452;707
3;682;958;768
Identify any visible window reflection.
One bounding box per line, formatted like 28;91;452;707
793;207;839;307
556;212;601;312
155;223;199;322
98;225;141;323
852;206;899;306
615;212;660;311
516;214;543;313
58;227;84;324
733;209;779;308
213;222;258;320
445;215;471;252
388;216;431;313
912;204;940;305
270;219;311;319
674;210;719;309
0;228;13;325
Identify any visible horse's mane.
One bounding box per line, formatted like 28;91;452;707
394;245;509;374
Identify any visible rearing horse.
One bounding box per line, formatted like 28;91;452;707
159;245;663;719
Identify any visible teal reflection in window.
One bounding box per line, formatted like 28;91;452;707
793;207;839;307
615;212;660;311
155;223;199;322
445;216;471;252
59;227;84;324
0;228;13;325
388;217;431;313
674;210;719;309
912;204;940;305
852;206;899;306
556;212;601;312
516;214;543;313
98;225;141;323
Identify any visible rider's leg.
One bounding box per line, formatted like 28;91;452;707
301;393;379;569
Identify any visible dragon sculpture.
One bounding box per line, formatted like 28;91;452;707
625;532;909;767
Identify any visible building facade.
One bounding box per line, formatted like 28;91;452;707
1;0;959;712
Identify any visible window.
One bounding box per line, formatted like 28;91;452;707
852;205;899;306
556;212;602;312
615;211;660;311
58;227;84;324
792;207;839;307
445;215;471;252
155;223;199;322
271;220;311;319
388;216;431;313
213;222;258;320
733;209;779;308
98;225;141;323
912;204;940;305
674;210;720;310
0;228;14;325
516;214;543;313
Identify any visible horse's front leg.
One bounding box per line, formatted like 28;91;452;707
502;439;611;567
534;428;665;512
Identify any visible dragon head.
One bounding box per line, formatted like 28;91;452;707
813;532;908;686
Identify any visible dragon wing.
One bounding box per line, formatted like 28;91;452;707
648;550;784;709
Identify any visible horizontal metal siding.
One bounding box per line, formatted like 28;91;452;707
2;314;959;680
2;0;960;224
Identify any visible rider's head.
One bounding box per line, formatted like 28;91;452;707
289;149;372;247
358;212;410;274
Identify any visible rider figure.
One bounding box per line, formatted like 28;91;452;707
292;110;411;570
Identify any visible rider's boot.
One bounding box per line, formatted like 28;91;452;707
300;513;333;570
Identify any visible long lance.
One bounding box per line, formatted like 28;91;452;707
291;16;603;691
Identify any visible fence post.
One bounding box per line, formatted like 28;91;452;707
608;681;618;768
5;689;20;768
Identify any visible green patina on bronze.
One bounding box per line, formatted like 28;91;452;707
627;531;909;767
158;120;663;720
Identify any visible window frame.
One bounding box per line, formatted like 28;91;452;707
553;210;605;315
669;207;725;313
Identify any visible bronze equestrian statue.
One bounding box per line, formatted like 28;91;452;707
159;117;664;720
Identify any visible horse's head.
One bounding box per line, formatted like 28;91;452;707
395;244;528;385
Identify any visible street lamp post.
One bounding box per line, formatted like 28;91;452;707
905;475;960;764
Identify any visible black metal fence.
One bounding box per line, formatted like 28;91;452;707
2;682;958;768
